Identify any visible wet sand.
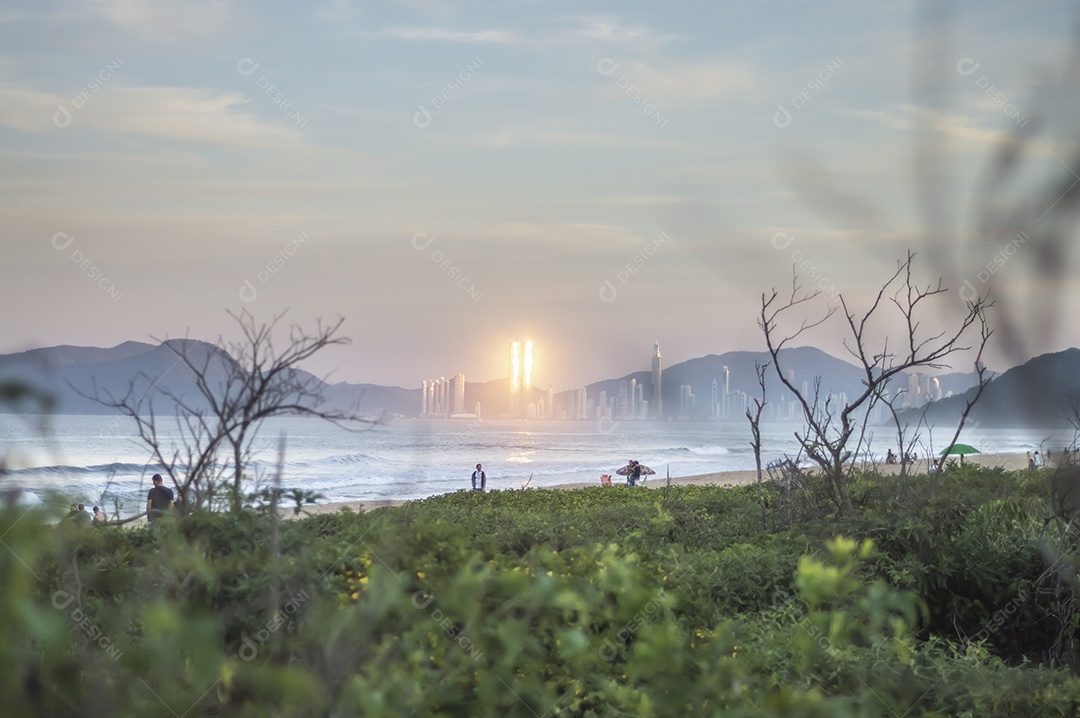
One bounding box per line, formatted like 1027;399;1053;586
296;451;1031;517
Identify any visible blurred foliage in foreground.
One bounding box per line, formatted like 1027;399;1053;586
4;465;1080;716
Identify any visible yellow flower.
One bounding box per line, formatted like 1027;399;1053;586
417;571;426;580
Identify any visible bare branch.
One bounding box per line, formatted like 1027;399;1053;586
75;310;379;516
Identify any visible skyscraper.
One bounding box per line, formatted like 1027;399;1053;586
452;373;466;414
651;342;663;418
508;340;533;417
679;384;694;418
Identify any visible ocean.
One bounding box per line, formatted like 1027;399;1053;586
0;413;1066;518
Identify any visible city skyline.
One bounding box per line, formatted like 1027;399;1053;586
410;337;956;422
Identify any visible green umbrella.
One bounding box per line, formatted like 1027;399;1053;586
940;443;980;464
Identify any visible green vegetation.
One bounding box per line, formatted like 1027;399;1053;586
5;465;1080;716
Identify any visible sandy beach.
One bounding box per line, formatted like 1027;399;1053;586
296;451;1034;517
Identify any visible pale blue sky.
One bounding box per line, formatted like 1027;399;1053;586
1;0;1076;390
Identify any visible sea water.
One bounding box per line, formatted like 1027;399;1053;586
0;413;1066;517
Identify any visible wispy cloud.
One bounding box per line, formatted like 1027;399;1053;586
82;0;231;39
853;104;1017;145
380;26;517;44
571;15;673;44
606;60;758;104
476;128;681;150
0;86;306;150
379;15;669;48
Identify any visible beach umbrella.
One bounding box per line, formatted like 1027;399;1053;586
940;443;980;464
615;464;656;476
940;444;979;456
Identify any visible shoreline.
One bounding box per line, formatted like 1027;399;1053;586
295;451;1034;517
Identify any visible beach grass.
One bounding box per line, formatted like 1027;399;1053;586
5;456;1077;716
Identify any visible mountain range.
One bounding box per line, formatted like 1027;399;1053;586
0;340;1074;428
898;348;1080;429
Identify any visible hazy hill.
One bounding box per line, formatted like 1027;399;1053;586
901;348;1080;429
0;340;249;414
566;346;952;420
0;340;1000;422
0;340;442;418
0;341;155;368
320;381;418;417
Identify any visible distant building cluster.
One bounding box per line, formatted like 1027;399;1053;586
420;373;478;418
566;342;746;422
418;339;949;422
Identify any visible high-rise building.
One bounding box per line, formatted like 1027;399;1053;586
421;377;450;416
907;372;921;409
651;342;663;418
508;340;534;417
711;378;719;419
452;373;466;414
679;384;694;419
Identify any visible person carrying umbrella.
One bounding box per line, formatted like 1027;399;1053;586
615;460;655;486
615;459;638;486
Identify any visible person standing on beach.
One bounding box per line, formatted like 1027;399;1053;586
471;463;486;491
1034;451;1042;469
146;473;174;522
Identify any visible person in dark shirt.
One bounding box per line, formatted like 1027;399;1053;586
73;504;92;526
146;474;174;522
471;463;486;491
60;504;78;524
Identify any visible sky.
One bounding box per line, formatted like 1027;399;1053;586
2;0;1079;392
